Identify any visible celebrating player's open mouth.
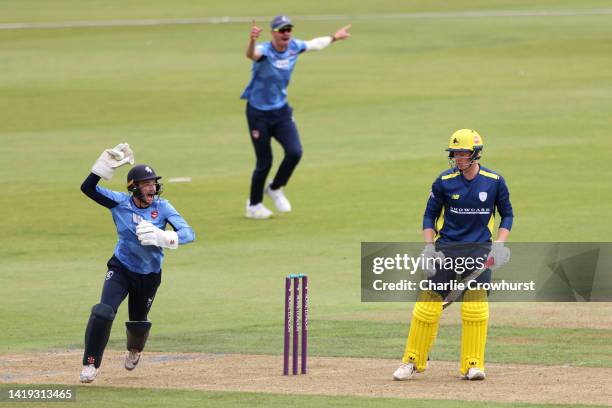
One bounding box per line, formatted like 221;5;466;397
134;180;158;206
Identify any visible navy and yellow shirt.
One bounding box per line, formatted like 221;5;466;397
423;166;513;243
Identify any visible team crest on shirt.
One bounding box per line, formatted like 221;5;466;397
251;129;260;139
151;210;159;219
479;192;488;202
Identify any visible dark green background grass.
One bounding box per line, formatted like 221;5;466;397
1;1;611;407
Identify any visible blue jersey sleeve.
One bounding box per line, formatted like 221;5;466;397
293;38;307;53
496;176;514;230
423;177;444;230
96;185;129;204
163;201;196;245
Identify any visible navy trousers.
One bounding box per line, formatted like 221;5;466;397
246;103;303;205
101;256;161;321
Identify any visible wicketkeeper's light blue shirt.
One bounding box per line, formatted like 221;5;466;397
96;187;195;274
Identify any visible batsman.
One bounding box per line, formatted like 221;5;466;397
393;129;513;381
78;143;195;383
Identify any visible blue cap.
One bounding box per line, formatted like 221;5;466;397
271;15;293;31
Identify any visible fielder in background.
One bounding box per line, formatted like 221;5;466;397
393;129;513;381
241;16;351;219
79;143;195;383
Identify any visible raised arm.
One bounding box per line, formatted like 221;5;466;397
81;173;119;209
246;19;263;61
81;143;135;209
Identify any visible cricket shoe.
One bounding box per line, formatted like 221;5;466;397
125;349;141;371
265;184;291;212
464;367;486;381
393;362;416;381
79;364;99;383
246;200;273;219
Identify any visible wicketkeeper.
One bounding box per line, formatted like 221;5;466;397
241;16;351;219
79;143;195;383
393;129;513;381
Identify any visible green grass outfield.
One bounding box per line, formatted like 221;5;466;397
1;0;611;407
1;386;609;408
1;386;610;408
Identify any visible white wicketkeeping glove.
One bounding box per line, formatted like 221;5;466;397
420;243;445;278
488;242;510;270
136;220;179;249
91;143;135;180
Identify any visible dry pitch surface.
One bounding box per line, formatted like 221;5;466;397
2;350;611;406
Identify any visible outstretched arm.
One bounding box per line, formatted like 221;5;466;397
246;19;263;61
304;24;352;51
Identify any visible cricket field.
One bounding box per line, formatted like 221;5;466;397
1;1;611;406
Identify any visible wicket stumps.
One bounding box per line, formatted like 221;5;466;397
283;274;308;375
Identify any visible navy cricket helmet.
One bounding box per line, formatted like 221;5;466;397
127;164;163;197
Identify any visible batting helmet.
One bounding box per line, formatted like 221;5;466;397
446;129;483;162
127;164;163;198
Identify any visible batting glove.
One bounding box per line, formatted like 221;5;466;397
420;243;445;278
91;143;135;180
488;242;510;270
136;220;179;249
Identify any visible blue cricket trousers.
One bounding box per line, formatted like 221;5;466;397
246;103;303;205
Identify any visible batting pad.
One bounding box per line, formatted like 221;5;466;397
460;289;489;375
402;290;443;372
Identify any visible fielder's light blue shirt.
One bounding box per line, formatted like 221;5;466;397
241;39;307;111
96;187;195;274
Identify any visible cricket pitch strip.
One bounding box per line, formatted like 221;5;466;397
2;350;611;406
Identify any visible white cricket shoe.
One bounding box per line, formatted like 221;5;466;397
465;367;486;380
79;364;98;383
125;349;141;371
246;200;273;219
393;362;415;381
265;184;291;212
